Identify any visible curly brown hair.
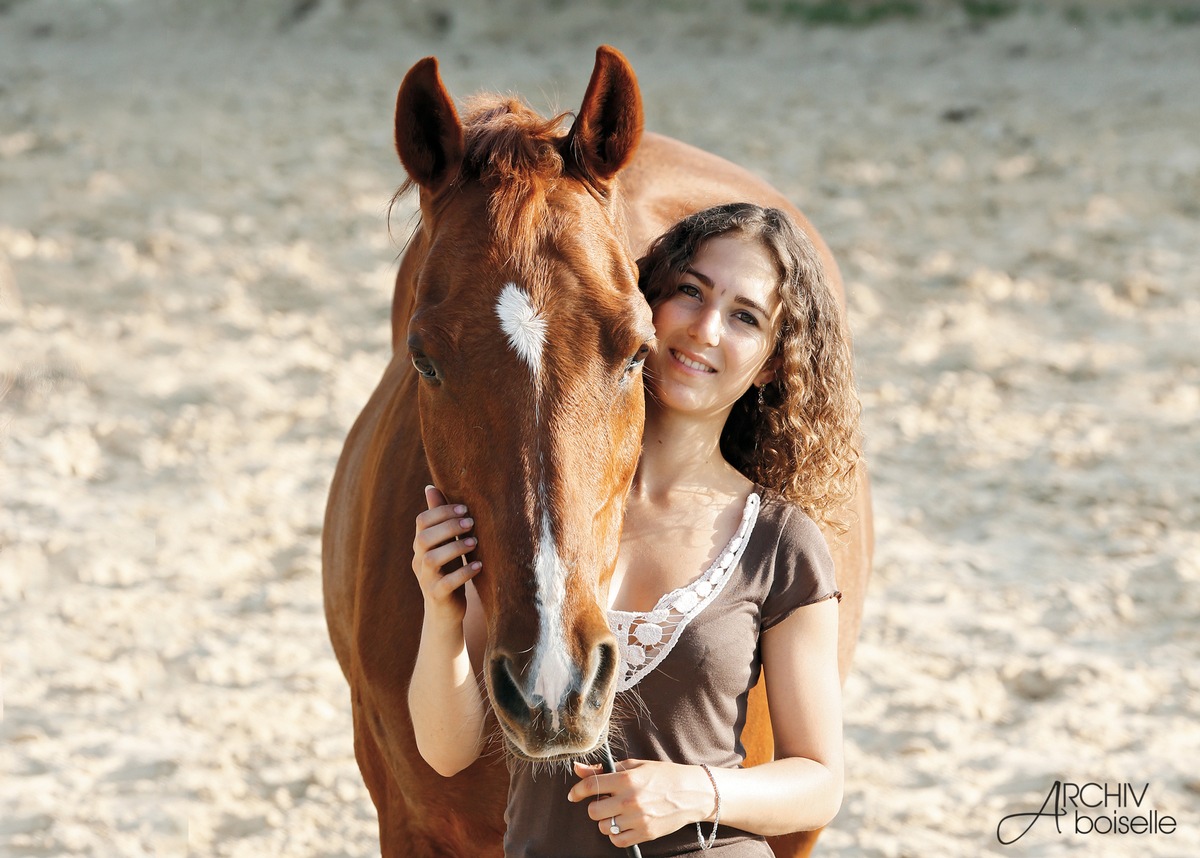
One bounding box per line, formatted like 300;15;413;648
637;203;863;534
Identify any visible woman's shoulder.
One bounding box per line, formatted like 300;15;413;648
749;488;839;628
753;488;828;554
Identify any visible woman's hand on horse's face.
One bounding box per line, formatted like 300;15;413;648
568;760;715;847
412;485;481;622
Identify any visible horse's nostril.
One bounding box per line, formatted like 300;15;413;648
586;641;618;710
490;654;532;726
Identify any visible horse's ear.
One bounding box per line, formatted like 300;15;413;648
394;57;464;195
564;45;643;188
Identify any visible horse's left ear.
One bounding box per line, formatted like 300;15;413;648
563;46;644;188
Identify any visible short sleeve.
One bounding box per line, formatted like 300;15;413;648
760;502;840;631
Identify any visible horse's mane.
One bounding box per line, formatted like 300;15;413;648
399;94;575;270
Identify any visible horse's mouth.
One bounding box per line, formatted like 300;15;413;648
506;745;593;765
497;723;609;764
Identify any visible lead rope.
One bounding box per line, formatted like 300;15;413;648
600;742;642;858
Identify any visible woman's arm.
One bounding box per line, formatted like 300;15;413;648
407;486;488;778
568;596;843;846
714;594;844;832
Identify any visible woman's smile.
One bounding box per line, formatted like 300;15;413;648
668;348;717;374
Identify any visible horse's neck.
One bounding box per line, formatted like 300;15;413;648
619;131;806;251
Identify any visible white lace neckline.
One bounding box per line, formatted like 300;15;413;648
607;491;761;693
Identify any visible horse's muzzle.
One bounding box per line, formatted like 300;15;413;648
488;640;619;759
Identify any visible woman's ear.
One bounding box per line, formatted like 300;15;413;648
754;355;782;388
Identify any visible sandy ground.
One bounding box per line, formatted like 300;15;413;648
2;1;1198;856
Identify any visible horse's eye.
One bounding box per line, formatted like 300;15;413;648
626;343;651;373
411;353;439;381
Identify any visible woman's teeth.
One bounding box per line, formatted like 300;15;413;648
673;350;715;373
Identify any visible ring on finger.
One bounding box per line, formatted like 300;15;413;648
609;817;620;836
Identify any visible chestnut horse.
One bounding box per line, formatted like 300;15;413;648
323;46;873;858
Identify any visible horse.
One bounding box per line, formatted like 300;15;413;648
322;46;873;858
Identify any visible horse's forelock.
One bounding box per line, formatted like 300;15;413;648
460;95;573;270
461;95;569;181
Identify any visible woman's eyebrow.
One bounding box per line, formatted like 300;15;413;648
684;266;771;318
734;295;771;318
683;266;713;289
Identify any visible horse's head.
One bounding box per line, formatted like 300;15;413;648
394;47;653;760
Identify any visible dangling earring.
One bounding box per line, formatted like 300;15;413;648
756;385;765;408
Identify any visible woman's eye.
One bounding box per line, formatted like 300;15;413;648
677;283;701;298
736;311;760;327
411;353;438;380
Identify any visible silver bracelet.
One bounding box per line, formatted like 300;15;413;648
696;763;721;851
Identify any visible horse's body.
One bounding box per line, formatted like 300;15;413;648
323;48;872;858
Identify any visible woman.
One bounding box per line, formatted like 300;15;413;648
409;202;862;856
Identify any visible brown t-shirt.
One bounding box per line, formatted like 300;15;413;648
504;490;839;857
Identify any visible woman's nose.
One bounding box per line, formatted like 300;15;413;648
689;307;721;346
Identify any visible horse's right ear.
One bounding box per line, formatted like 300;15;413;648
564;45;643;189
394;57;464;195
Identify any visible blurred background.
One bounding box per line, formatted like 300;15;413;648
2;1;1198;855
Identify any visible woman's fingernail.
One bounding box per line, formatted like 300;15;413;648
460;517;473;527
469;561;482;571
454;505;467;514
464;537;477;547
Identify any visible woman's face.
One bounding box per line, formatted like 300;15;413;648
645;232;783;418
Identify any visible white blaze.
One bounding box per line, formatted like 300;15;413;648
531;513;573;730
495;282;547;376
495;282;571;730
